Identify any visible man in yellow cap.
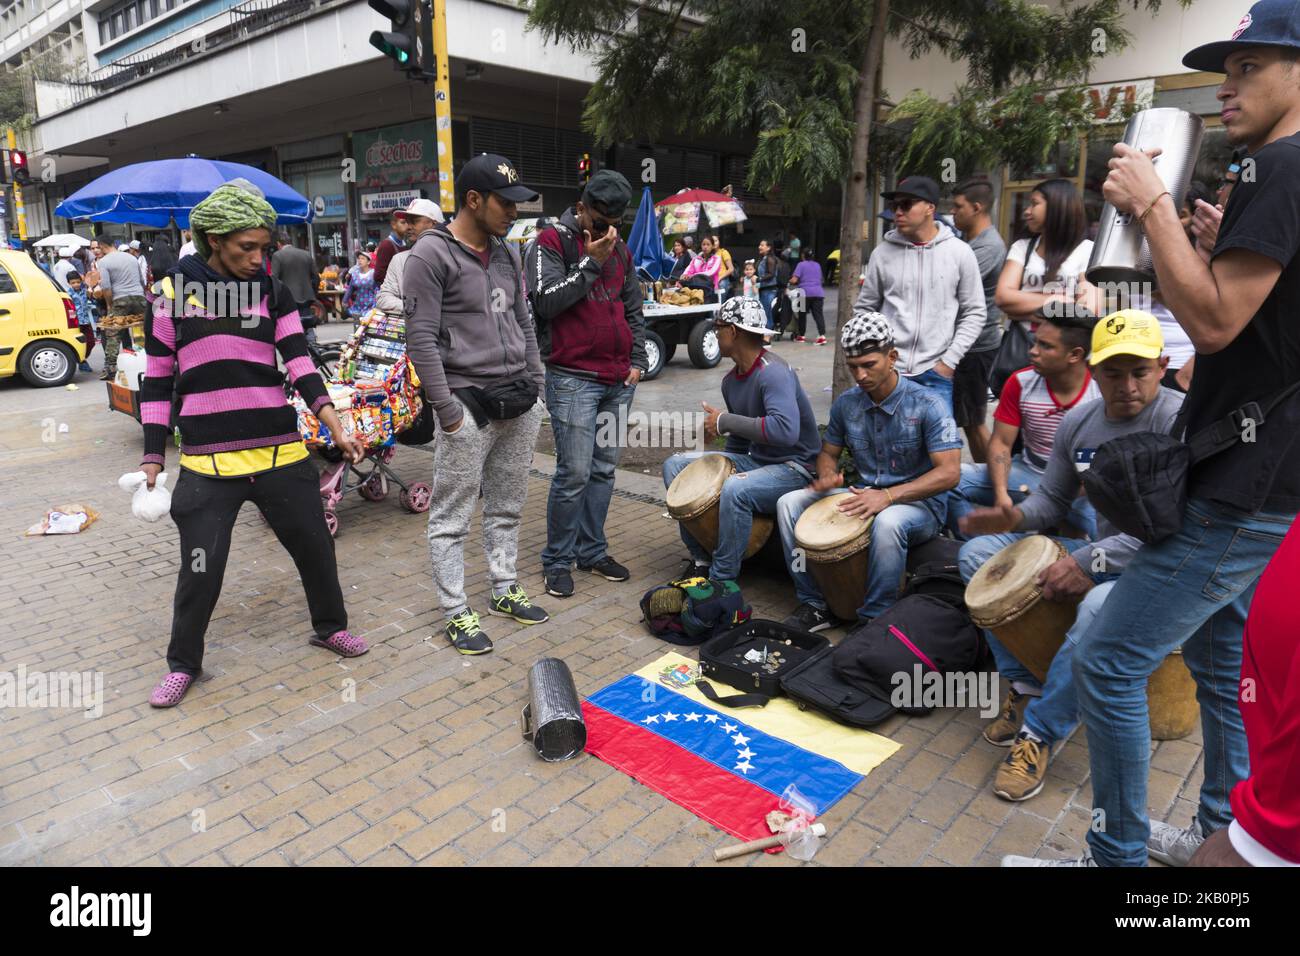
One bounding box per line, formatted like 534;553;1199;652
958;310;1185;811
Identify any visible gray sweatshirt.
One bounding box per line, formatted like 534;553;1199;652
1017;387;1185;575
854;223;986;375
403;225;545;431
717;350;821;470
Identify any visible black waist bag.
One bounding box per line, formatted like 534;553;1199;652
454;377;539;426
1080;431;1189;544
696;620;829;707
831;595;983;715
778;646;897;728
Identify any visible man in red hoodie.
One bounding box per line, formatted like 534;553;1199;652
525;169;648;598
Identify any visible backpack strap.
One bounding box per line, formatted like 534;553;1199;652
1181;380;1300;464
694;680;770;709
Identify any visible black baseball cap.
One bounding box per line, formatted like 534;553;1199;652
882;175;940;205
582;169;633;218
456;153;540;203
1183;0;1300;73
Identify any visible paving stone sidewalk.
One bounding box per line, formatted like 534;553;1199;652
0;388;1205;866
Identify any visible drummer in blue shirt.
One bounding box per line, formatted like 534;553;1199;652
777;310;963;632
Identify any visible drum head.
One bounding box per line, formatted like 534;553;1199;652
794;494;873;553
666;455;734;517
965;534;1065;624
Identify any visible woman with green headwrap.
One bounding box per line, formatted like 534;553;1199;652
139;180;368;709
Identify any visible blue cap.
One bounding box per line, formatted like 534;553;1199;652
1183;0;1300;72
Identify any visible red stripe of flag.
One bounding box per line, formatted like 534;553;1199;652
583;701;786;844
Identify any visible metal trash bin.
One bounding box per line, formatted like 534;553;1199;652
520;658;586;761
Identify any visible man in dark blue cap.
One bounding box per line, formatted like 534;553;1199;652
1004;0;1300;868
525;168;649;599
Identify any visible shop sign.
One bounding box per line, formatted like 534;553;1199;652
361;189;424;217
353;120;439;189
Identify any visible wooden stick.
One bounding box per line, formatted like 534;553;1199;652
713;823;826;861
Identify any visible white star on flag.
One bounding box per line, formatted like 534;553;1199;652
734;761;754;774
662;712;679;722
731;733;750;746
704;714;720;723
737;747;755;760
642;715;659;725
684;713;701;722
722;722;738;734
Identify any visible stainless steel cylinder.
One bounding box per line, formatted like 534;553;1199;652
1087;108;1204;287
520;658;586;762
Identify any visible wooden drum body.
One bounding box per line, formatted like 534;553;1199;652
794;495;874;622
1148;649;1199;740
966;536;1081;683
666;455;773;560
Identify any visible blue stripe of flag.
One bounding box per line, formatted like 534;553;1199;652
586;675;862;814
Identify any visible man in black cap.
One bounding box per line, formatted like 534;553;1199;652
853;174;986;414
1004;0;1300;868
524;168;649;598
404;153;550;656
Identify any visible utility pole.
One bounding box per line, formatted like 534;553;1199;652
429;0;454;214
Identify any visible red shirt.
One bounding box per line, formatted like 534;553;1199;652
1230;514;1300;863
994;366;1099;471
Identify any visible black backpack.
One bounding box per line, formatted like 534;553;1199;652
830;596;984;716
779;646;897;728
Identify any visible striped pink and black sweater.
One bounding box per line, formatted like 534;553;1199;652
140;257;331;466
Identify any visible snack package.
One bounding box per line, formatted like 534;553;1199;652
26;503;101;536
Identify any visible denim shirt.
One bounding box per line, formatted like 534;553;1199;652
825;374;962;525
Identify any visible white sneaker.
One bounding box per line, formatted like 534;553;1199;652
1147;818;1204;867
1002;849;1097;867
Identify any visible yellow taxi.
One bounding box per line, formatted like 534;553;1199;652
0;248;87;387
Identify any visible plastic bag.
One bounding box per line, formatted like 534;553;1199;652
118;471;172;522
26;503;100;536
775;785;823;862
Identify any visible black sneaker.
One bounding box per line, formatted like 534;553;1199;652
782;603;832;633
487;584;549;625
579;555;630;582
544;566;574;598
445;609;493;655
675;559;710;581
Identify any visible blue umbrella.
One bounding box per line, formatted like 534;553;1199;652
55;155;312;227
628;186;677;280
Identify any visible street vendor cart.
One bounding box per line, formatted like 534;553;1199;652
641;300;721;380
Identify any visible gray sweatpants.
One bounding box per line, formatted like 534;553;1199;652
427;399;544;617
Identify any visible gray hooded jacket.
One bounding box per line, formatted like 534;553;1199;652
403;224;545;431
854;223;986;376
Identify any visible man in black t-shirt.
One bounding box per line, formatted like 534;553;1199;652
1002;1;1300;869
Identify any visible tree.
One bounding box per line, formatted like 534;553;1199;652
527;0;1192;397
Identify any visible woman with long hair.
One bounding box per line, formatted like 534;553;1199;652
677;234;722;296
139;180;367;708
995;178;1093;328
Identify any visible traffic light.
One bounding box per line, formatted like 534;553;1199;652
369;0;434;78
9;149;28;184
578;152;591;186
368;0;416;69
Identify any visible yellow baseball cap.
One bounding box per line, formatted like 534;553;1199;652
1090;309;1164;366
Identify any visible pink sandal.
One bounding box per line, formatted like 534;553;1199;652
149;672;195;707
309;630;369;658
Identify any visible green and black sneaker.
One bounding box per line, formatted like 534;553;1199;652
446;609;493;655
487;584;550;625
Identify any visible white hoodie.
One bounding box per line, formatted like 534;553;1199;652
853;223;986;376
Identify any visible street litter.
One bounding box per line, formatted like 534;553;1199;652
26;504;100;536
65;384;78;391
118;471;172;522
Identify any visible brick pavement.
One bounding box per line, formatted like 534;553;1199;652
0;384;1205;866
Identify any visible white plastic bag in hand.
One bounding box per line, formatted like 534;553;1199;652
118;471;172;522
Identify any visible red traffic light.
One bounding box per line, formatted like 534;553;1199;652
10;149;28;183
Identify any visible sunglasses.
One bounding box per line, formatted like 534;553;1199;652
889;197;925;213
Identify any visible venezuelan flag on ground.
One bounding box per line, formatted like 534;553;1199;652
582;652;900;843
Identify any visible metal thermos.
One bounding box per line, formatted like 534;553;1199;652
520;658;586;762
1087;108;1204;287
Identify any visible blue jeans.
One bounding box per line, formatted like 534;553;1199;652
776;488;939;619
542;371;635;570
759;289;778;330
662;452;810;581
1074;497;1293;866
947;461;1097;540
907;368;954;415
959;533;1114;747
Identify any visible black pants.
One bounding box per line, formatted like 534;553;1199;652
166;459;347;675
795;296;826;337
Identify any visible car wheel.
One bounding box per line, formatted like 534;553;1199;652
687;320;721;369
19;341;77;387
642;330;666;381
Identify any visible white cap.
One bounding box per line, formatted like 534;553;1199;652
129;240;142;250
117;243;130;252
59;245;77;257
398;198;444;223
